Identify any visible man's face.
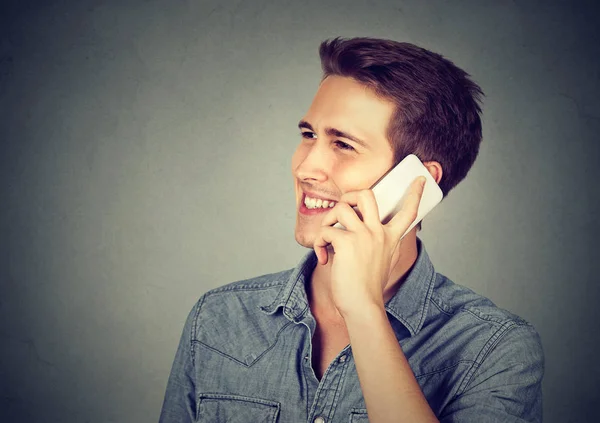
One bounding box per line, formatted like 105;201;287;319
292;75;396;248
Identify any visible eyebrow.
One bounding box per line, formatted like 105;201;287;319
298;120;369;148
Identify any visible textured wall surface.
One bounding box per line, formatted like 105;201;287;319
1;0;599;422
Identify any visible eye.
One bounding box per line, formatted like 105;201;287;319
334;140;355;151
300;131;317;139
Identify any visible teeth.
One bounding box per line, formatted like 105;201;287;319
304;195;336;209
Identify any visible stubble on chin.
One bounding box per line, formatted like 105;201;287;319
294;227;312;249
295;236;312;249
294;218;317;249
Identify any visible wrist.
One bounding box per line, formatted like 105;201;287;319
340;302;387;326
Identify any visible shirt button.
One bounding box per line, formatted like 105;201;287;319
314;417;326;423
339;355;347;363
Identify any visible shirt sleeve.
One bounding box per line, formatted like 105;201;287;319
159;298;203;423
439;322;545;423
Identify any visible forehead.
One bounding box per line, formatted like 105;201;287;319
303;75;395;145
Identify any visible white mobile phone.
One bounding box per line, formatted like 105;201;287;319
333;154;443;240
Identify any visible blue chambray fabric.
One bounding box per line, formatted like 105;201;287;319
159;238;544;423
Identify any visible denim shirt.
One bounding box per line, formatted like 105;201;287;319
159;238;544;422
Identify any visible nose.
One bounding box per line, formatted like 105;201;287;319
293;140;331;183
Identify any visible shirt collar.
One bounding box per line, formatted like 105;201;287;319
259;237;436;336
259;251;317;323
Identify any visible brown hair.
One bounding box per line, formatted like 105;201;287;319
319;37;484;199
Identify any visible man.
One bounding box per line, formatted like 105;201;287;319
159;37;544;423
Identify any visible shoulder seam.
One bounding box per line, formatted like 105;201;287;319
202;270;292;296
204;280;286;297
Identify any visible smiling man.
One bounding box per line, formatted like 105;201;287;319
159;37;544;423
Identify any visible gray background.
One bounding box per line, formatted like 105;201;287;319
1;0;598;422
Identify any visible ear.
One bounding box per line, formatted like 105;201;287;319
422;161;443;185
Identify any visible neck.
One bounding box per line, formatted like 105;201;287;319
308;232;420;321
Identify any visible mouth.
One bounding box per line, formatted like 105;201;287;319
299;191;337;215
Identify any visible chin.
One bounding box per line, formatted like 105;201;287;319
294;230;313;249
295;237;313;250
294;223;318;249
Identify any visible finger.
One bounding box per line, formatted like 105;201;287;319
314;244;335;266
387;176;426;240
320;202;364;232
338;189;380;230
313;226;347;265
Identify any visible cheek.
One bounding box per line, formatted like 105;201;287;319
334;160;390;194
333;164;365;192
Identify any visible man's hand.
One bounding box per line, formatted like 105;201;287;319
313;176;427;318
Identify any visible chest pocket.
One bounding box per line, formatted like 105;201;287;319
197;393;280;423
350;408;370;422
